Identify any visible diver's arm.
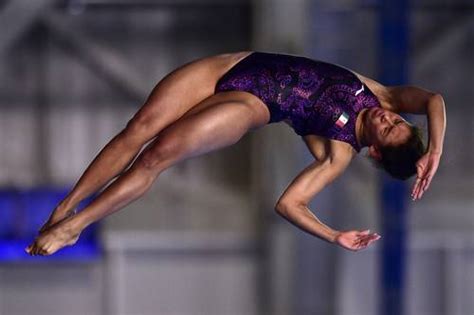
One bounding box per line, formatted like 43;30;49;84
388;86;446;153
424;93;446;154
388;86;446;199
275;142;381;251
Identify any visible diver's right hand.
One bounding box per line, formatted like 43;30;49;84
334;229;381;251
411;150;441;201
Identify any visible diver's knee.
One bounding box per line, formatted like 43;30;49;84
134;136;184;171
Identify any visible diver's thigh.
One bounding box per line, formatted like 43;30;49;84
134;96;268;171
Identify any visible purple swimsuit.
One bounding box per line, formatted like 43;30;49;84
214;51;381;152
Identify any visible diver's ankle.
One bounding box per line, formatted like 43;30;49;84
55;201;76;216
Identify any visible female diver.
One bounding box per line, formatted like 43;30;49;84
26;51;446;255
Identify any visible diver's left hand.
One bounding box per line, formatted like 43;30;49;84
334;229;381;252
411;150;441;200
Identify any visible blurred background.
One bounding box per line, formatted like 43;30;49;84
0;0;472;315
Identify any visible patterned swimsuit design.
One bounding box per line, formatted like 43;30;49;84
215;51;381;152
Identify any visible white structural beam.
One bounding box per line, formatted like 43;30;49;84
43;13;150;101
414;15;473;74
0;0;54;58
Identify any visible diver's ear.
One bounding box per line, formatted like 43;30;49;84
368;145;382;161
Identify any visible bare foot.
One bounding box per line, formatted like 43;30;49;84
26;215;82;256
38;208;76;234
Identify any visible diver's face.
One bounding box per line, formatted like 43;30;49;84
365;107;411;148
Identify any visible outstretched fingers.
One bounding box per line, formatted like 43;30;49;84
415;175;431;200
421;172;434;196
412;165;423;199
352;232;381;250
412;158;438;200
357;229;371;236
411;178;421;199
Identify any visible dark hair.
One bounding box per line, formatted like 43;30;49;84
369;124;426;180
